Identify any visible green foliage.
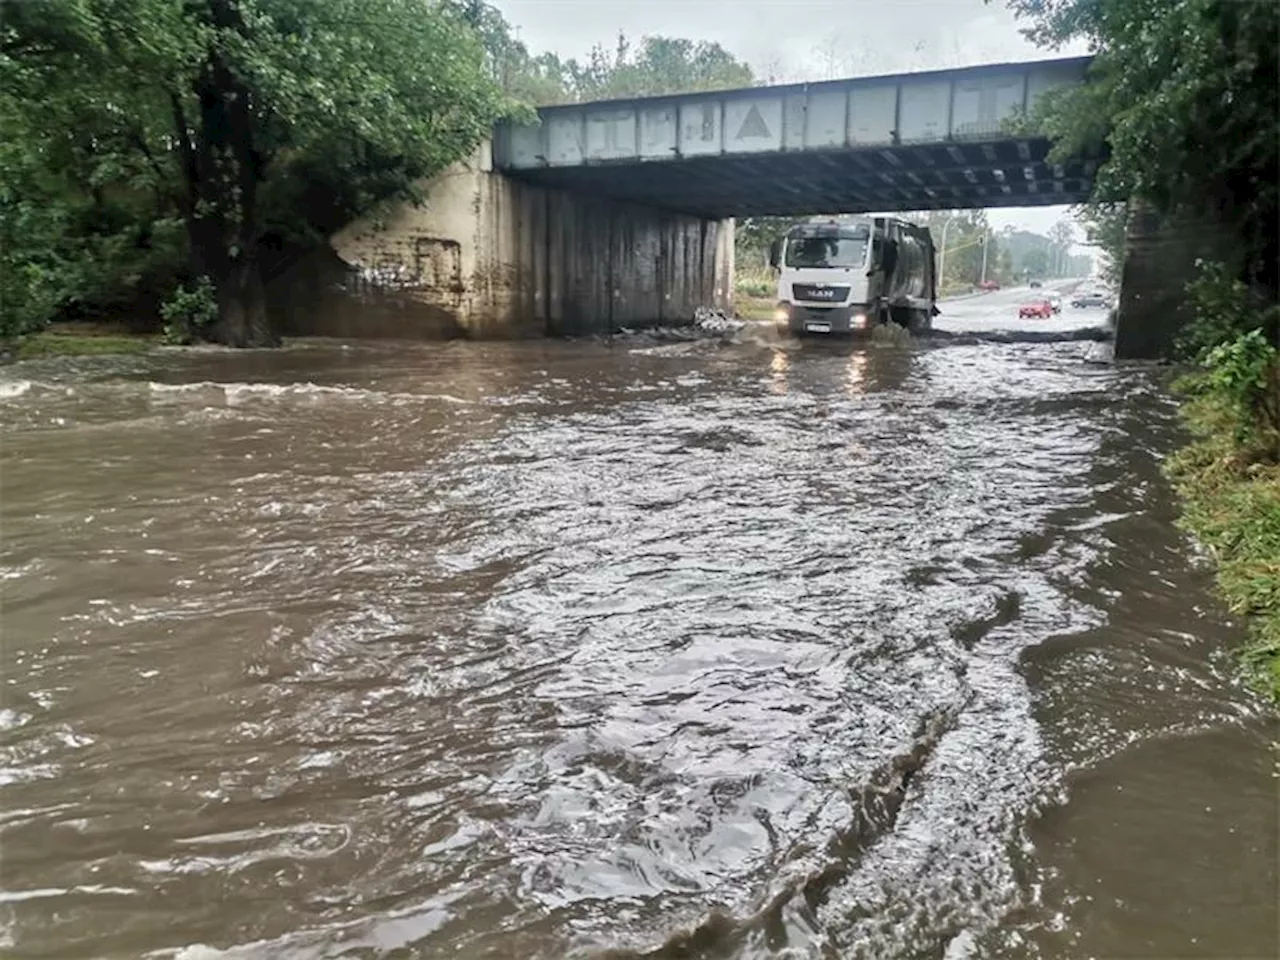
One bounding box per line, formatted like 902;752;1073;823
1078;202;1127;285
734;274;773;299
569;34;753;101
159;277;218;345
1005;0;1280;694
1197;330;1280;451
1168;256;1280;695
3;0;758;344
1179;260;1280;359
1002;0;1279;285
734;216;805;270
1021;248;1048;278
1178;260;1280;454
2;0;516;345
913;210;994;289
14;332;155;359
1166;394;1280;698
1179;260;1280;456
452;4;754;106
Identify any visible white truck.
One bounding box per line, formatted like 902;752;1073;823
767;217;938;335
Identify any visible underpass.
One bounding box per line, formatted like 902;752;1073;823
318;57;1143;346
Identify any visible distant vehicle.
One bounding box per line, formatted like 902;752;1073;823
1047;293;1063;313
1019;300;1054;319
1071;290;1111;308
978;279;1000;291
1029;279;1043;288
768;217;937;335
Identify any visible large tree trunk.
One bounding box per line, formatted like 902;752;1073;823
215;258;276;348
172;0;277;348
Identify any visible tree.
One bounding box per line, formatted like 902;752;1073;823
996;248;1015;284
1046;219;1075;277
910;210;992;288
424;4;759;106
1079;202;1127;284
567;34;752;101
1022;248;1049;279
2;0;514;346
1000;0;1279;298
735;216;805;270
448;0;571;105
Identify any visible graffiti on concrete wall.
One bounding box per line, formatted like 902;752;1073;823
349;236;463;299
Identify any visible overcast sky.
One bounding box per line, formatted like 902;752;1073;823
492;0;1093;247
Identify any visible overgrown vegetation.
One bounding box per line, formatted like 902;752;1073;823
1166;393;1280;698
1165;264;1279;696
1004;0;1280;694
10;331;156;359
160;277;219;345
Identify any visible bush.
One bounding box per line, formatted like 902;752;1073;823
1181;260;1280;458
1166;396;1280;698
160;278;218;345
734;269;774;299
1199;331;1280;450
1179;260;1280;361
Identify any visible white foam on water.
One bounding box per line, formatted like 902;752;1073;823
146;381;473;407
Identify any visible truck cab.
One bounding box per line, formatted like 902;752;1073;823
769;217;936;335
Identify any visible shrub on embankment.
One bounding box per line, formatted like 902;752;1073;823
1166;261;1280;698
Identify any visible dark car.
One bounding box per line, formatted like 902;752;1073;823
1029;279;1043;288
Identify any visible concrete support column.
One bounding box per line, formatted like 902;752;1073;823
288;144;734;341
1114;200;1244;360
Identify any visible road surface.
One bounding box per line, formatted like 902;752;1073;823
935;280;1111;336
0;307;1272;960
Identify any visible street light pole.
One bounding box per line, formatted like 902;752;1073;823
938;215;957;292
979;228;990;285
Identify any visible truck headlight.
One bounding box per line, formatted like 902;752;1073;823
853;312;868;327
773;306;790;323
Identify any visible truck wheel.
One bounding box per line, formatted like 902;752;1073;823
908;309;932;333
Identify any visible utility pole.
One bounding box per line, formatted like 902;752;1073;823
979;229;990;285
938;215;957;291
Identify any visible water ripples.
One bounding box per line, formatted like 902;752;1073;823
0;338;1272;959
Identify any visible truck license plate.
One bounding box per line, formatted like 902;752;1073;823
805;321;832;334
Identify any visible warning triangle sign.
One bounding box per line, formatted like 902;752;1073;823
737;104;771;140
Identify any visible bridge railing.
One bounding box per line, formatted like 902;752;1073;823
495;57;1091;170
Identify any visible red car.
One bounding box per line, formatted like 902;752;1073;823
978;280;1001;291
1019;300;1053;319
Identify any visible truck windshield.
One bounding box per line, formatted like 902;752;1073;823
784;237;867;269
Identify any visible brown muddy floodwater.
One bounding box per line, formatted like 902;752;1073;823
0;333;1275;960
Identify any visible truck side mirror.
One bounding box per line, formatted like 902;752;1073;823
768;239;781;269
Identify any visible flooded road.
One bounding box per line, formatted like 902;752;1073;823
1;299;1275;959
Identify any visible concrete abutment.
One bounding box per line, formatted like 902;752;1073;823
1114;200;1247;360
274;144;733;340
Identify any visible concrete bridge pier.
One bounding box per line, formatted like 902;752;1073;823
1114;201;1244;360
281;144;733;340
